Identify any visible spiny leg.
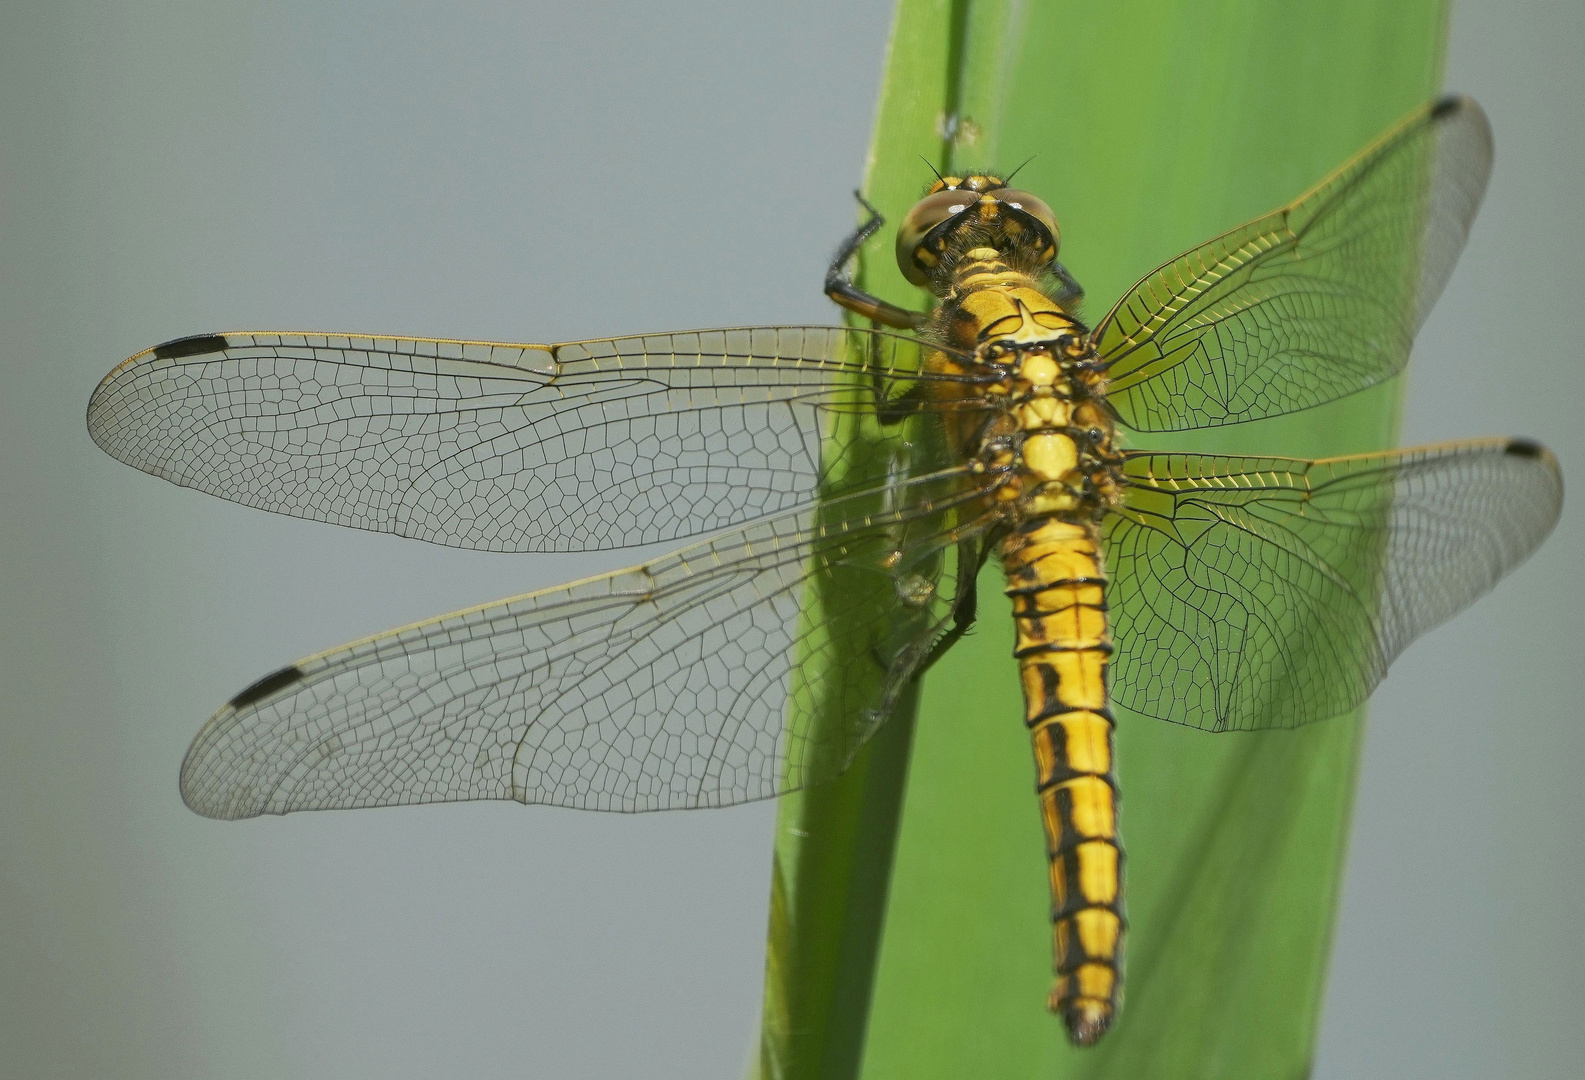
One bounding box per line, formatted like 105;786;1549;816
1048;261;1086;309
915;537;990;677
825;192;927;331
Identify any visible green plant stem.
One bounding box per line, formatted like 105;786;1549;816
759;2;1448;1077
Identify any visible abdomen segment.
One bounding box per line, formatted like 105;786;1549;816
1002;518;1124;1046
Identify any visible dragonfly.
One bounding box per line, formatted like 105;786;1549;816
87;95;1562;1046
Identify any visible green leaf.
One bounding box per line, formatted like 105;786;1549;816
759;2;1449;1077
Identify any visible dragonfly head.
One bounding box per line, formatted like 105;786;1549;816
896;174;1061;286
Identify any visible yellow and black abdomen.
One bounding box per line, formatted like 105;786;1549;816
936;250;1125;1045
1002;518;1124;1046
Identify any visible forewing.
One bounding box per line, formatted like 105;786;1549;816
1094;96;1492;431
87;327;978;552
1104;439;1561;731
179;468;992;818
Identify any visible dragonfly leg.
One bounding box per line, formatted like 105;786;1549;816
1049;260;1086;309
825;192;928;330
868;368;933;427
915;539;990;677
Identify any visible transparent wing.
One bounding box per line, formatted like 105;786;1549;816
179;467;994;819
87;327;984;552
1104;438;1561;731
1093;95;1492;431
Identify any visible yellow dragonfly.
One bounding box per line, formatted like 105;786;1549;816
86;95;1561;1045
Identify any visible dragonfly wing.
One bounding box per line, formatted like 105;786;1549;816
87;327;972;552
179;468;991;818
1104;439;1561;731
1094;96;1492;431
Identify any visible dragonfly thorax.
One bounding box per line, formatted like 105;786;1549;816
984;390;1121;524
905;210;1122;527
960;327;1122;525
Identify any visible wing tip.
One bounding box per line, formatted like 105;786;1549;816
229;664;307;710
1502;438;1560;473
176;663;308;821
178;785;256;821
1429;93;1492;146
153;333;229;360
1503;438;1564;505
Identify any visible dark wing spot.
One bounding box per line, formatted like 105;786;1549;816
1431;94;1465;119
230;665;306;709
1504;438;1545;459
153;333;229;360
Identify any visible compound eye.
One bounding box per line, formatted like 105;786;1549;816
895;188;977;285
995;188;1061;258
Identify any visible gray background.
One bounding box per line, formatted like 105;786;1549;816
1;3;1578;1078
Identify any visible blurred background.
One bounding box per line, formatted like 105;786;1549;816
1;2;1578;1077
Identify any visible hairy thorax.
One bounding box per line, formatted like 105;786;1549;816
929;246;1122;528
